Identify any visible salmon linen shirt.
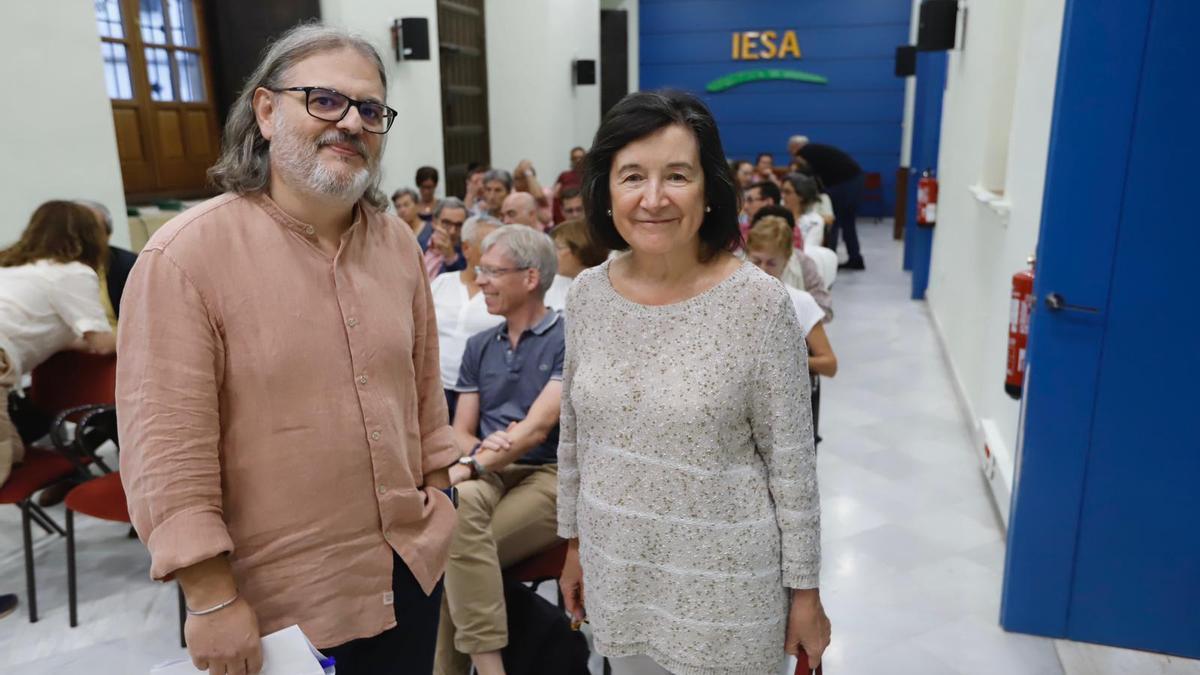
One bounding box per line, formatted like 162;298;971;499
116;191;460;649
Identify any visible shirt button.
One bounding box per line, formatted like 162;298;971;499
378;485;386;495
358;375;368;385
371;431;381;441
347;317;358;327
304;225;315;235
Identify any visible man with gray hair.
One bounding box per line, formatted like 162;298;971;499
424;196;469;278
435;225;564;675
117;24;458;675
499;190;540;230
480;168;512;218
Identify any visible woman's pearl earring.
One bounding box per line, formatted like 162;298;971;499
607;209;612;217
705;206;712;213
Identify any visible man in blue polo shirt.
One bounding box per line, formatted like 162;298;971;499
435;225;565;675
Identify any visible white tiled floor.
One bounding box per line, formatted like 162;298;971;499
1;221;1197;674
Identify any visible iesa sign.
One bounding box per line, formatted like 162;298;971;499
706;29;829;93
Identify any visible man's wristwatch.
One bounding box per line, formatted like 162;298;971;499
457;455;486;479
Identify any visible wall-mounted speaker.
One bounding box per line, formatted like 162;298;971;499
895;46;917;77
393;18;430;61
917;0;958;51
574;59;597;86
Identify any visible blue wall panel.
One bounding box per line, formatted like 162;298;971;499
639;0;910;214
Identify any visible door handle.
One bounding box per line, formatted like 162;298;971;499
1044;292;1100;314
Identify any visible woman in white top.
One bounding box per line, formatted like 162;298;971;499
744;218;838;377
545;218;610;311
0;201;116;484
429;215;504;419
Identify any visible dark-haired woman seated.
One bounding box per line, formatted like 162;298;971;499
0;201;115;484
556;91;830;675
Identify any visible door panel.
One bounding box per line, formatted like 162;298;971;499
1065;0;1200;655
1003;0;1200;658
439;0;490;197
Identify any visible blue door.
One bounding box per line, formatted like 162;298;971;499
1002;0;1200;657
903;50;946;297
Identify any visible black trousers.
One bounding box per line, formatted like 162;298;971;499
825;173;865;264
322;554;444;675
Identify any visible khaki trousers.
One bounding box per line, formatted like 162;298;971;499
0;349;25;486
433;463;559;675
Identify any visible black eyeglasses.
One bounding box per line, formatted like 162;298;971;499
270;86;398;134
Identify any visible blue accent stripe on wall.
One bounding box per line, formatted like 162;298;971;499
639;0;909;215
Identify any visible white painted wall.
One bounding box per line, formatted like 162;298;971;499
320;0;446;197
924;0;1066;518
0;1;129;249
486;0;601;181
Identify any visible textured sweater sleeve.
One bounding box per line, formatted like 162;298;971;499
556;285;581;538
750;293;821;588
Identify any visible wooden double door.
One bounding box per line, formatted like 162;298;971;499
96;0;220;201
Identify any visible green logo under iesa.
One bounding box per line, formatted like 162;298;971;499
708;29;829;92
705;68;829;93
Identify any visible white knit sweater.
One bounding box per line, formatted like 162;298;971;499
557;260;820;675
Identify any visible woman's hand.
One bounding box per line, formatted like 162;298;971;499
559;538;586;627
785;588;831;667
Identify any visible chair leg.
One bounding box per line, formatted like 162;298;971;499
29;502;66;537
20;501;37;623
28;506;55;535
178;583;187;648
67;509;77;627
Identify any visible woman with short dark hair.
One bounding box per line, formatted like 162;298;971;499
558;91;830;675
415;165;440;223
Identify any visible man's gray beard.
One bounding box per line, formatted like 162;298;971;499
271;116;379;203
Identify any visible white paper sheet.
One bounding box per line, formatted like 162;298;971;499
150;624;331;674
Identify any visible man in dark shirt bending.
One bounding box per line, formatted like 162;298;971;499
790;135;866;270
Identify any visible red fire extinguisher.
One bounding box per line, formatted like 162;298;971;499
916;169;938;227
1006;257;1035;399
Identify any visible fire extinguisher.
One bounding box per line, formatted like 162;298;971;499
916;169;938;227
1006;257;1035;399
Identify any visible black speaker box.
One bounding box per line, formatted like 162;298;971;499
400;17;430;60
574;59;596;85
895;46;917;77
917;0;957;51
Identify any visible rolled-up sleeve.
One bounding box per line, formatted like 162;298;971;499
750;295;820;589
412;251;458;477
117;250;233;581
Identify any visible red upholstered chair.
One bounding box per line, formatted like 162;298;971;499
0;448;75;622
59;406;184;639
0;351;116;622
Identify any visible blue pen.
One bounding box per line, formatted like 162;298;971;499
319;655;336;673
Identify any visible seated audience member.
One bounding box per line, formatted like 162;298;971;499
431;216;503;421
731;159;755;190
781;173;827;249
790;160;836;227
416;165;440;223
500;192;541;230
482;169;512;218
435;225;565;675
558;187;585;225
754;152;780;185
78;199;137;328
745;218;838;378
1;201;116;485
424;197;470;279
552;147;586;222
512;160;554;228
545;218;609;310
465;163;489;215
742;180;782;236
751;206;833;322
393;187;426;241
